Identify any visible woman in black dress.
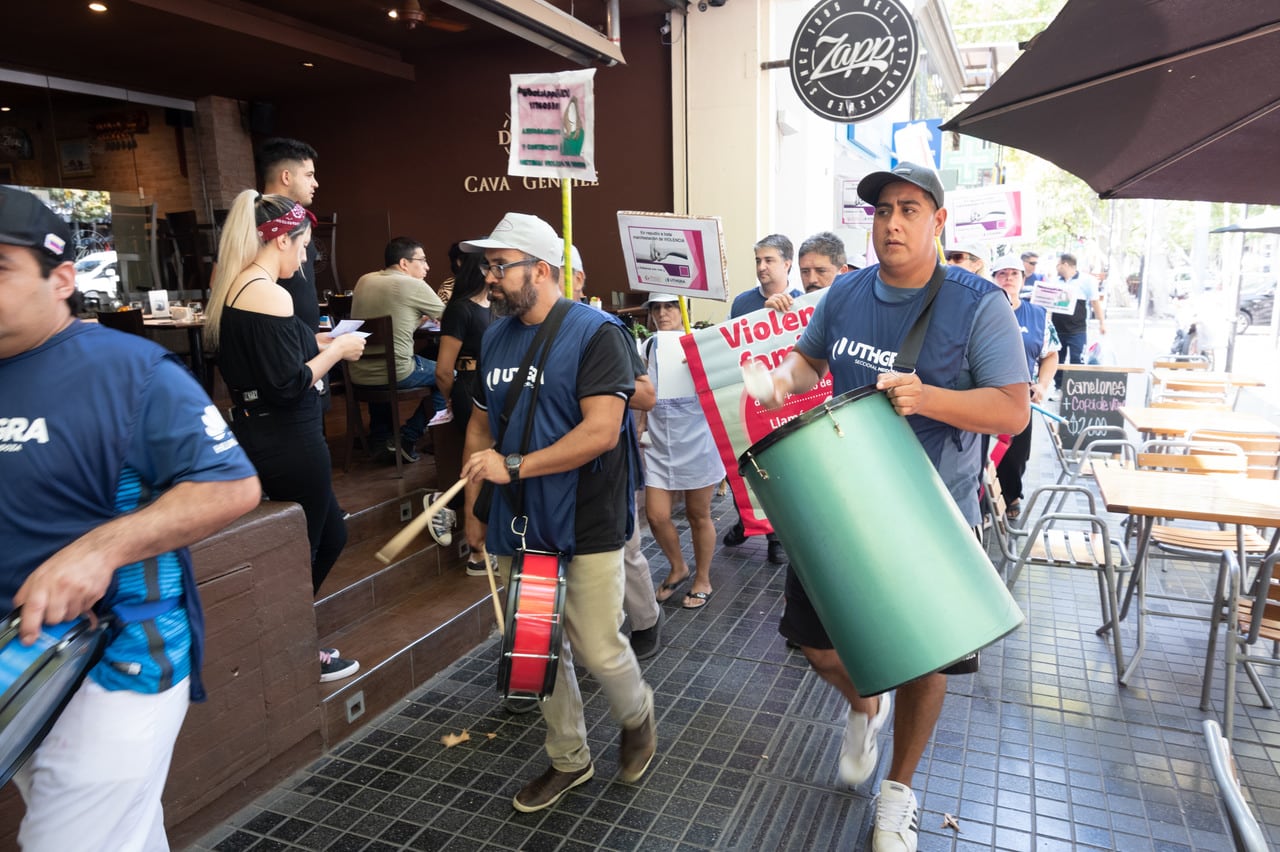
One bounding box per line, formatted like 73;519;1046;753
206;190;366;682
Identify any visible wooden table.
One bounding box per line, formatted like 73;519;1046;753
1092;467;1280;686
1120;406;1280;438
1147;369;1265;407
1149;369;1265;388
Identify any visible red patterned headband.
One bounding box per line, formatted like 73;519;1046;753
257;202;316;240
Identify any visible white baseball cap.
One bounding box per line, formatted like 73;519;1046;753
643;292;680;308
570;244;583;273
947;242;989;264
461;212;563;267
990;254;1023;274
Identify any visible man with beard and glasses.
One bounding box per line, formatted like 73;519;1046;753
460;213;656;813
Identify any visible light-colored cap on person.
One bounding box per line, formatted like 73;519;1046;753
570;245;583;273
948;241;989;263
990;254;1023;275
461;212;562;267
643;292;679;308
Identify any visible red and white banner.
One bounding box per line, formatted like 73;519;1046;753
678;291;832;535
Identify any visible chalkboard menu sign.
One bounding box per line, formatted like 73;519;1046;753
1059;369;1129;444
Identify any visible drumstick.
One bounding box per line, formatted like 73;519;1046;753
479;547;505;637
376;477;467;564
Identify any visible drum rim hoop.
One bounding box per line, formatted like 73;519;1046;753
737;383;881;473
0;619;108;787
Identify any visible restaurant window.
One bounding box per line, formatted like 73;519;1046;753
0;69;215;311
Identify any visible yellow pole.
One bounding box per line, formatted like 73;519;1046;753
562;181;573;299
678;295;691;333
935;236;945;264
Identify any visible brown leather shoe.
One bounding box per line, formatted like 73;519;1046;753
511;763;594;813
618;711;656;782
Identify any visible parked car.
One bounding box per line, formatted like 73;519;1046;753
74;250;119;298
1237;281;1275;333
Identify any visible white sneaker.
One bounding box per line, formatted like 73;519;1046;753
428;408;454;427
838;691;891;785
873;780;919;852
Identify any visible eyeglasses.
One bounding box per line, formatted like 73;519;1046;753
945;253;969;263
480;258;537;279
409;255;428;263
1026;260;1038;266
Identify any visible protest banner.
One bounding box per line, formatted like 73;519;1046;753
678;290;832;534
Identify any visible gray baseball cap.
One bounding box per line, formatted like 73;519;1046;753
461;212;563;267
857;162;945;209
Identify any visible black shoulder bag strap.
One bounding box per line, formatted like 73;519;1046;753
893;263;948;373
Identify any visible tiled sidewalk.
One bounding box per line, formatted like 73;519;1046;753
195;418;1279;851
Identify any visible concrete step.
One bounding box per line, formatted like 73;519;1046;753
316;566;500;746
311;488;500;749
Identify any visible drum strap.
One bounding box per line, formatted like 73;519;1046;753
893;263;948;373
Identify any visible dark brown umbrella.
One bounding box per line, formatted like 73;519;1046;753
940;1;1280;204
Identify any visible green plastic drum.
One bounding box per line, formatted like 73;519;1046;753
739;386;1024;696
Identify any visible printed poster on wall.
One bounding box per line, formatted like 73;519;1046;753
507;69;596;181
679;290;832;535
617;212;728;302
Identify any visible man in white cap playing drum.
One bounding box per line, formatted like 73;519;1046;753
460;212;656;813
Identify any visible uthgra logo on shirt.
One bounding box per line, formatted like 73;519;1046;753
789;0;919;122
828;336;899;371
485;365;545;392
0;417;50;450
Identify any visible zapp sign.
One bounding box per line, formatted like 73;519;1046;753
789;0;919;123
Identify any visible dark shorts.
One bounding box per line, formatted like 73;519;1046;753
778;564;834;649
778;557;980;676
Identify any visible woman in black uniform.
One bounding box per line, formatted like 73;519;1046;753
206;190;366;682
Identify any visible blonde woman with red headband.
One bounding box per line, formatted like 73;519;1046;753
208;190;365;683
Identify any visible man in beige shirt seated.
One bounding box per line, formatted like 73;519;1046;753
351;237;449;463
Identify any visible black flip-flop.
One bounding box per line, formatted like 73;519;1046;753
682;591;713;610
655;571;691;603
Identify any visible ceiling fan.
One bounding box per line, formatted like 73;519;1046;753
387;0;470;33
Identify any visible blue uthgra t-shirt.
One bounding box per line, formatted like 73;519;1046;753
796;266;1028;523
0;322;257;696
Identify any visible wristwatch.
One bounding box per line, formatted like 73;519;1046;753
504;452;524;482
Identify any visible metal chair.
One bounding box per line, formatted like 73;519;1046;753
1117;439;1272;625
1201;718;1268;851
1188;429;1280;481
340;315;432;479
992;467;1134;678
1043;421;1136;512
1208;552;1280;727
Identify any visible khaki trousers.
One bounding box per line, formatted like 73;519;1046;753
499;547;653;771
